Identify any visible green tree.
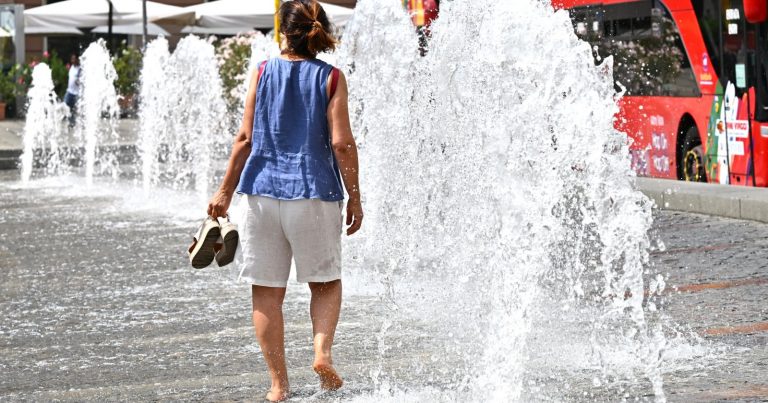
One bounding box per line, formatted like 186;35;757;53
113;42;142;97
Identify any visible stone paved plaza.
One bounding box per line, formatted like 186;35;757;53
1;169;767;401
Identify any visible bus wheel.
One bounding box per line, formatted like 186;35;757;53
681;127;706;182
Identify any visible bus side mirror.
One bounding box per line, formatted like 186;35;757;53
744;0;768;23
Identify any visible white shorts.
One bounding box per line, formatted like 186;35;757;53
237;195;343;287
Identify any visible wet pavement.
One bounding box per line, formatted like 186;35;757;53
1;169;767;402
646;212;768;402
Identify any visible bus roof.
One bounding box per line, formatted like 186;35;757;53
553;0;693;11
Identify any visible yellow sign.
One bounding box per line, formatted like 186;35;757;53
275;0;281;43
408;0;426;26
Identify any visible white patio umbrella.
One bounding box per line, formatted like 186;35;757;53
154;0;354;30
24;26;84;35
92;22;169;36
24;0;183;30
180;26;251;36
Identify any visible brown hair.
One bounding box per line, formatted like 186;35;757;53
279;0;337;58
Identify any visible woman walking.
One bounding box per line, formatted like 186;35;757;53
207;0;362;400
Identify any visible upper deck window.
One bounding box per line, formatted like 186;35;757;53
570;0;700;97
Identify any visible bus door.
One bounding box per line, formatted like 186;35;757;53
696;0;765;185
747;1;768;186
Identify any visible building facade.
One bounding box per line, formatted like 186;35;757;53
0;0;206;61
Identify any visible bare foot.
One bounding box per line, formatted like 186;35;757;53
265;386;289;402
313;361;343;390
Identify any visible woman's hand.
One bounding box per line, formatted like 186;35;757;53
207;189;232;218
345;198;363;236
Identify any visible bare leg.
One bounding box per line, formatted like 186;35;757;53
252;285;290;401
308;280;343;390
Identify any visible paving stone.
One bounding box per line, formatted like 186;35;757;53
1;173;766;401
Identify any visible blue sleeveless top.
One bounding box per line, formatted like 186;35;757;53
236;58;344;201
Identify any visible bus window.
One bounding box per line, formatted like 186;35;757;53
722;0;748;94
571;0;699;97
692;0;723;82
568;5;603;57
695;0;765;101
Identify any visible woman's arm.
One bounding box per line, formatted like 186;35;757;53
207;68;261;218
327;71;363;235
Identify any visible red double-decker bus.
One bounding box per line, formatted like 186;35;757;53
555;0;768;186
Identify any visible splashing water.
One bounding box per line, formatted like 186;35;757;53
338;0;666;400
11;3;675;399
167;35;228;198
76;39;120;186
232;32;280;133
20;63;66;183
249;33;280;70
138;37;171;193
138;36;228;199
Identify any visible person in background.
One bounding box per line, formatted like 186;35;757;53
404;0;439;55
207;0;363;401
64;53;80;127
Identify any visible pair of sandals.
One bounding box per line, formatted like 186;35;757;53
188;216;239;269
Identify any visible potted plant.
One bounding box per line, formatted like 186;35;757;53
44;51;69;98
7;61;34;119
113;42;142;116
215;32;264;112
0;69;15;120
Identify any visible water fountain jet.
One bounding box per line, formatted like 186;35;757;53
20;63;66;183
337;0;666;400
138;35;228;200
76;39;120;186
138;37;171;193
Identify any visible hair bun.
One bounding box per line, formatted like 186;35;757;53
279;0;337;57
